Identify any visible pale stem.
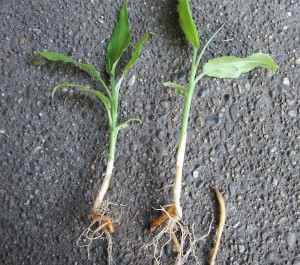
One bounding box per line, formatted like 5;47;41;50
173;47;198;219
92;157;115;211
173;133;186;219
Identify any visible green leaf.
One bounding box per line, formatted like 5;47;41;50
178;0;200;48
79;87;111;111
37;51;75;63
51;82;81;97
106;0;131;75
122;32;153;77
51;83;110;110
77;63;110;96
51;83;112;125
201;53;277;78
116;118;142;131
163;82;187;96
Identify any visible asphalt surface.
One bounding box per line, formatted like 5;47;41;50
1;0;299;264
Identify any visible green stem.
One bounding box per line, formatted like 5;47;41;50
174;47;199;217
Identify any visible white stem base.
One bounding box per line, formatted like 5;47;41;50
92;158;114;212
173;133;187;219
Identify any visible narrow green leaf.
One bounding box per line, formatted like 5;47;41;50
163;82;187;96
51;83;112;126
178;0;200;48
78;63;110;96
51;82;110;109
37;51;75;63
201;53;277;78
78;63;103;81
79;87;111;111
106;0;131;75
122;32;153;77
51;82;82;97
116;118;142;131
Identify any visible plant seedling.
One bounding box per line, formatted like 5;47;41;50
33;1;151;263
147;0;276;264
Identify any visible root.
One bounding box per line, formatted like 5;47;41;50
77;201;115;265
209;185;226;265
145;205;213;265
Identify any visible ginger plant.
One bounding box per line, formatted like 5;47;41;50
147;0;276;264
33;1;151;262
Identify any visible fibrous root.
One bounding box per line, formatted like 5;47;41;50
77;201;115;265
145;203;213;265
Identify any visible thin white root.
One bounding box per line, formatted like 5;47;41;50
144;206;213;265
77;201;115;265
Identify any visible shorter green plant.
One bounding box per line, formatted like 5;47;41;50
33;1;151;263
147;0;276;264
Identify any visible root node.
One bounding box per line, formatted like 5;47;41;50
77;201;115;265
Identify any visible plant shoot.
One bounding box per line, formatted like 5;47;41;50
33;1;151;263
147;0;276;264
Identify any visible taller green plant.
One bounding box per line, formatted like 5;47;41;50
33;1;151;262
148;0;276;264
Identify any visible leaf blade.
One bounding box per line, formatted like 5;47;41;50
106;0;131;75
51;82;82;97
37;51;75;63
163;81;187;96
122;32;152;77
202;53;277;78
178;0;200;48
79;87;111;111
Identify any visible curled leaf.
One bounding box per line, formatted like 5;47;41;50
116;118;142;131
163;82;186;96
122;32;154;77
37;51;75;63
178;0;200;48
106;0;131;75
201;53;277;78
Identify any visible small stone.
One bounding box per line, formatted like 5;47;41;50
33;28;42;34
8;198;15;208
44;138;53;149
238;245;245;254
199;87;209;97
205;116;222;126
128;74;136;86
82;110;91;121
215;144;225;153
159;100;170;109
282;77;290;86
288;109;298;117
230;157;238;168
229;104;240;122
177;72;185;80
19;37;27;45
156;146;167;157
185;174;194;184
296;58;300;65
44;92;52;98
120;99;127;108
196;179;204;188
195;116;204;127
285;231;297;249
265;250;278;263
269;146;277;153
228;184;236;197
225;142;236;152
192;171;199;178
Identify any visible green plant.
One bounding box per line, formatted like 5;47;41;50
147;0;276;264
33;1;151;263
